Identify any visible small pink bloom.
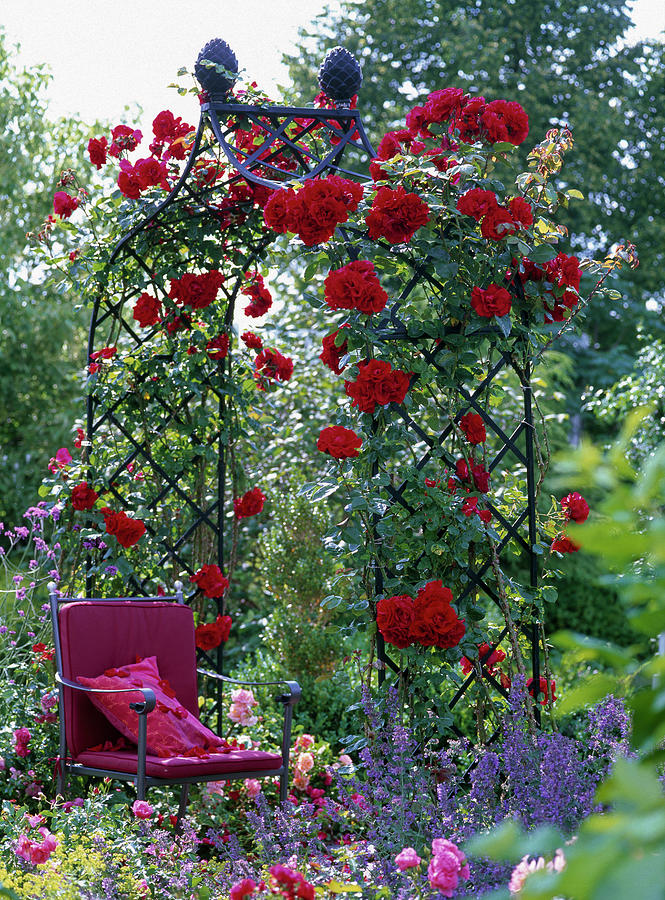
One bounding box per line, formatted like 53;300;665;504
338;753;353;767
25;813;45;828
230;879;257;900
509;856;545;893
395;847;422;870
294;733;315;751
244;778;262;799
296;752;314;773
293;770;310;790
15;834;33;862
13;726;31;757
132;799;154;819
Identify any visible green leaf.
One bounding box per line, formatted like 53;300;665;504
495;314;512;338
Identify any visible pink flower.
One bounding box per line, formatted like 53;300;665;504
338;753;353;767
15;834;33;862
13;727;31;757
244;779;262;799
228;688;259;727
395;847;422;870
53;191;79;218
293;769;310;790
230;879;257;900
296;752;314;773
294;734;315;751
131;799;154;819
509;856;545;893
428;838;470;897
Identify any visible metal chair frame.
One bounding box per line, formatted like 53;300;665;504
48;582;301;814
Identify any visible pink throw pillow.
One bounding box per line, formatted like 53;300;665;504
77;656;222;758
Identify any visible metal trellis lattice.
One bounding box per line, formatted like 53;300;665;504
87;38;544;734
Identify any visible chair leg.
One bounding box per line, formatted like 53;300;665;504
175;783;190;832
56;761;66;798
279;769;288;803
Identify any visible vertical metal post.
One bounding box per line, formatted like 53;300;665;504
523;374;541;725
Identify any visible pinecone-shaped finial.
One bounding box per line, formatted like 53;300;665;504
318;47;362;106
195;39;239;99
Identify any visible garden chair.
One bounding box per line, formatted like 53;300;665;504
48;582;301;819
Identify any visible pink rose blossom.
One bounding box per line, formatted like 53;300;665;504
338;753;353;767
132;799;154;819
395;847;422;870
13;726;31;757
428;838;470;897
244;779;262;799
294;734;315;751
230;879;257;900
293;770;310;790
296;752;314;773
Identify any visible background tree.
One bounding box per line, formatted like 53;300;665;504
284;0;665;388
0;30;96;526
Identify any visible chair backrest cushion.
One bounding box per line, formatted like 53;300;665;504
58;601;200;758
77;656;223;758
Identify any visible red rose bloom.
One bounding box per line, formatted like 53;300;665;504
366;186;430;244
254;348;294;389
169;270;224;310
233;487;266;519
561;492;589;523
53;191;79;218
190;564;229;598
320;326;349;374
242;272;273;318
471;463;491;493
102;508;146;548
462;496;492;523
459;412;486;445
108;124;143;157
132;293;162;328
423;87;466;124
456;188;499;222
117;161;142;199
527;676;556;705
377;595;415;649
324;261;388;315
87;136;108;169
152;110;192;143
544;252;582;291
411;580;465;649
551;534;580;554
461;642;506;676
241;331;263;350
317;425;363;459
290;179;353;246
405;104;432;137
455;96;486;142
90;346;117;360
263;188;296;233
480;205;517;240
471;284;512;318
71;482;99;511
480;100;529;146
509;197;533;230
195;614;232;651
206;333;230;360
134;157;169;191
345;359;411;414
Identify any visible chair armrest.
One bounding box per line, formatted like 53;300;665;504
197;668;301;706
54;673;156;713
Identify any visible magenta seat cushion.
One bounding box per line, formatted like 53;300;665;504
75;748;282;779
77;656;223;758
59;601;200;756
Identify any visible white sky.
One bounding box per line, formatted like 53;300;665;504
1;0;664;136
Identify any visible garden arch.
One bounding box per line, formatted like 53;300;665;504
86;40;544;734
